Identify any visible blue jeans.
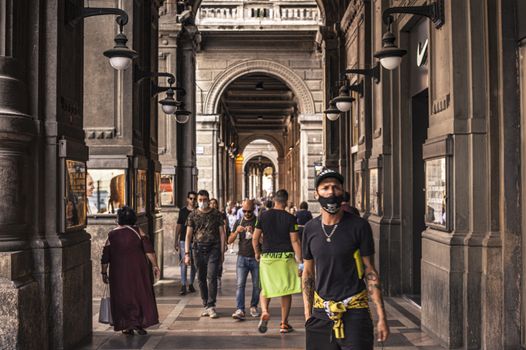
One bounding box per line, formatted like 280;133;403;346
179;241;196;286
236;256;260;311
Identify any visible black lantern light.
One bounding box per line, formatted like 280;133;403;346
324;100;341;121
66;1;138;70
374;0;445;70
332;81;356;112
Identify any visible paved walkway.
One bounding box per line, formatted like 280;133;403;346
81;253;442;350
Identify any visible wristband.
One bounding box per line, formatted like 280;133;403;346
298;263;304;271
184;252;190;255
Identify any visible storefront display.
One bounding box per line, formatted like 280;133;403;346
425;157;447;228
87;169;126;214
136;169;148;213
160;174;175;206
65;160;87;229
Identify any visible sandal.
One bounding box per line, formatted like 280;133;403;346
258;313;270;333
122;329;134;335
280;322;294;333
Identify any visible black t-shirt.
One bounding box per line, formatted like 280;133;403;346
295;209;313;225
302;212;374;314
177;207;192;242
233;216;258;257
256;209;298;253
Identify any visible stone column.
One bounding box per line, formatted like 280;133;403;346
299;114;324;214
176;25;199;206
235;156;244;202
196;115;219;197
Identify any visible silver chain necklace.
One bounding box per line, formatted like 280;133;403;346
321;223;338;242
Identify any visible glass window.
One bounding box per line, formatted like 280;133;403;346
369;168;380;215
136;170;148;213
87;169;126;214
160;174;175;206
425;158;447;227
65;160;87;229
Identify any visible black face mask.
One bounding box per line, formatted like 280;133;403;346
318;195;344;214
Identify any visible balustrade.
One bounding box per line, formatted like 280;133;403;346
197;3;320;23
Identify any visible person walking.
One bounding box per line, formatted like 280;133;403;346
301;169;389;349
175;191;197;295
210;198;228;288
101;206;160;335
295;201;313;240
252;189;302;334
228;199;261;321
184;190;226;319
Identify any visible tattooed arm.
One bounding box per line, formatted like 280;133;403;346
362;255;389;342
302;259;315;320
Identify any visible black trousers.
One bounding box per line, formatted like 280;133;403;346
193;242;220;307
305;310;374;350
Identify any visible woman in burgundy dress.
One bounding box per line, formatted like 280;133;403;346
101;206;160;335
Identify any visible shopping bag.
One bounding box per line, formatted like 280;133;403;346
98;285;113;325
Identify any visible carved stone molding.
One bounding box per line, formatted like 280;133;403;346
85;128;116;140
432;93;450;115
204;59;316;115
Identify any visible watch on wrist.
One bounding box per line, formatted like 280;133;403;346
185;252;190;255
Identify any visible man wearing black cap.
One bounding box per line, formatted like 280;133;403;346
301;169;389;349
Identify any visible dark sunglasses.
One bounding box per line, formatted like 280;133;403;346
243;210;253;213
188;197;196;200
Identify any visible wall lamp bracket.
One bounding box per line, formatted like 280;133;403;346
151;82;186;97
382;0;445;29
66;1;129;28
345;62;381;84
349;80;364;97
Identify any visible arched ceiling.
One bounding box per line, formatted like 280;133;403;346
220;73;297;132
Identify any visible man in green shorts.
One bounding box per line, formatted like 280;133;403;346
302;169;389;349
252;189;302;334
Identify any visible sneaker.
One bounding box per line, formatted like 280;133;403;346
280;322;294;333
188;284;196;293
208;307;219;319
250;307;260;318
200;308;210;317
232;309;245;320
257;313;270;333
180;285;187;296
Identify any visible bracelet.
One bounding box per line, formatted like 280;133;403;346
184;252;190;255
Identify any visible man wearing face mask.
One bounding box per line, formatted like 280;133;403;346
228;199;261;320
184;190;226;319
301;169;389;350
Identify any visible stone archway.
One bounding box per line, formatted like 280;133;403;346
203;60;316;116
238;133;285;159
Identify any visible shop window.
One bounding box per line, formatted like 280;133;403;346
87;169;126;215
65;160;87;229
369;168;381;215
424;157;448;229
136;169;148;214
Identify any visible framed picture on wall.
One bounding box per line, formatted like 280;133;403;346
160;174;175;206
65;160;87;230
87;169;127;215
369;168;381;215
425;157;448;230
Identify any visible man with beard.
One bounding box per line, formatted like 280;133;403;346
302;169;389;349
228;199;261;320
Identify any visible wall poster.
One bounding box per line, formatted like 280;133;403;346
369;168;380;215
160;174;175;206
65;160;87;229
353;171;363;211
136;169;148;213
425;157;447;228
87;169;126;214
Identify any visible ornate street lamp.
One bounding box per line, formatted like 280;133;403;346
332;81;356;112
374;0;445;70
66;1;138;70
324;100;341;121
345;62;381;84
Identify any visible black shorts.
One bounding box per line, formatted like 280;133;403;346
305;309;374;350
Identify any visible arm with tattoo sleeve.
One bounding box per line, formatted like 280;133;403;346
302;259;315;320
362;255;389;342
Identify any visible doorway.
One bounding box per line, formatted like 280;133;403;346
407;88;429;306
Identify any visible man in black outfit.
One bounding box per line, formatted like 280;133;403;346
174;191;197;295
302;169;389;349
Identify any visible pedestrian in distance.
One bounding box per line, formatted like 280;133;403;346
302;169;389;349
229;199;261;321
252;189;302;334
174;191;197;295
184;190;226;319
295;201;313;240
101;206;160;335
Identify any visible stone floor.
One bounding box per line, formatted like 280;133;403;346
80;252;443;350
